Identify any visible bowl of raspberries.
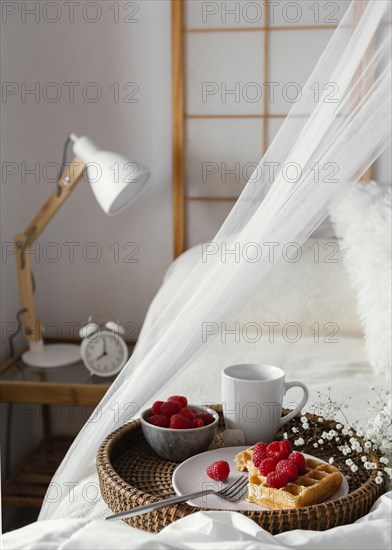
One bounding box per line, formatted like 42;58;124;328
141;395;219;461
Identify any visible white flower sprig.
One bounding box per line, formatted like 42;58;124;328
295;387;392;483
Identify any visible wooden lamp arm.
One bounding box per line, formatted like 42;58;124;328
13;157;85;343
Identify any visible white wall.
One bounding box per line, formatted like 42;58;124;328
1;0;173;360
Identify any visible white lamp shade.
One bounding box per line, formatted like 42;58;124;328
72;135;150;215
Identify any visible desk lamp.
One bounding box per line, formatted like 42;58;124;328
14;134;150;367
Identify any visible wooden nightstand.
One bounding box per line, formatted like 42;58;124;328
0;341;134;510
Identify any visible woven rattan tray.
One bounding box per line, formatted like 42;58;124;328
97;406;386;533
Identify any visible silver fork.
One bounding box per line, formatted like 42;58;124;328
105;475;248;521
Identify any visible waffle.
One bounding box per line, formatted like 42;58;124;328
235;446;343;509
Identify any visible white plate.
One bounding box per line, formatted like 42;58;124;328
172;446;349;511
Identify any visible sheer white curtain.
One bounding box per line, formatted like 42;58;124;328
40;0;391;520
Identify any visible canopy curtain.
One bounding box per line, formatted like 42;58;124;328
39;0;391;519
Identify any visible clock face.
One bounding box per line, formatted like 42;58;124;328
80;330;128;377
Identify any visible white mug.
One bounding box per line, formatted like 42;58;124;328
222;363;309;445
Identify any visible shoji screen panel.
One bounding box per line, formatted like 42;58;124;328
172;0;351;256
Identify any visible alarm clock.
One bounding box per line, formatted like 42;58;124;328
79;320;128;377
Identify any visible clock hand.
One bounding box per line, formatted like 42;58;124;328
96;339;107;361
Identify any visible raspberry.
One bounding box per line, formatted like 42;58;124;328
196;413;215;425
206;461;230;482
169;414;192;429
151;400;164;415
161;400;181;417
266;470;289;489
179;407;196;421
191;418;204;428
168;395;188;408
288;452;306;475
279;439;292;458
252;442;268;468
147;414;169;428
258;457;278;476
267;441;280;455
276;459;298;481
267;441;286;461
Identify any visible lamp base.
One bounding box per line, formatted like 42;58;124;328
22;343;81;368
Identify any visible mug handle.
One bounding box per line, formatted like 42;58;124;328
280;381;309;426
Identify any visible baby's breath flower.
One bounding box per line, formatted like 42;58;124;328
292;427;298;433
308;387;391;480
283;432;288;439
375;476;383;485
294;437;305;446
329;457;334;464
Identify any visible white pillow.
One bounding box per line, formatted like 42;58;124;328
330;181;391;377
230;238;362;338
163;238;362;338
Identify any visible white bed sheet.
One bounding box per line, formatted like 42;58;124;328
142;244;385;429
3;245;391;549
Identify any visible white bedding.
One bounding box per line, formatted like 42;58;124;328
3;495;392;550
3;243;391;549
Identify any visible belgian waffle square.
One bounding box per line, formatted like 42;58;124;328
235;447;343;509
